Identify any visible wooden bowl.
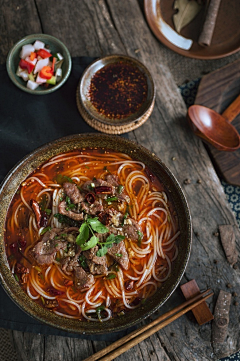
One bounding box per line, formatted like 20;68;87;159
76;55;156;134
6;34;72;95
0;134;192;335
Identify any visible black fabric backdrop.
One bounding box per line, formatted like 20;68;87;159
0;57;133;341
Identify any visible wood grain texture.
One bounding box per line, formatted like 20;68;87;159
0;0;41;63
1;0;240;360
195;58;240;186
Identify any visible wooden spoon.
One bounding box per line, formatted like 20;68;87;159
187;94;240;152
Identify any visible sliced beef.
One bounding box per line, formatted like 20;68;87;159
98;210;111;225
89;202;104;215
63;182;84;204
96;232;111;243
83;246;108;275
81;176;129;204
105;174;130;203
81;201;104;216
107;241;129;270
117;191;130;203
74;266;95;290
123;218;142;241
60;249;81;275
41;228;64;242
30;233;66;265
82;179;114;199
105;174;119;187
59;200;84;221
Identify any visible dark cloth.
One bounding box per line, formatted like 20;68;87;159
0;57;131;341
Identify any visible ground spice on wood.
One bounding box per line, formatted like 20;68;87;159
89;62;148;119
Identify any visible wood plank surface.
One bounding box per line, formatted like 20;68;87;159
1;0;240;360
194;58;240;186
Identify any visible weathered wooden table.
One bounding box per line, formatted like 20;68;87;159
1;1;240;360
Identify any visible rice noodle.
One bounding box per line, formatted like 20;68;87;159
5;148;180;323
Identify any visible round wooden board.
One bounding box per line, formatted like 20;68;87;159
144;0;240;59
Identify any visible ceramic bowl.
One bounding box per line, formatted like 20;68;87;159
77;55;155;134
6;34;72;95
0;134;192;334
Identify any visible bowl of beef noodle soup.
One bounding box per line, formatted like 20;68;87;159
0;134;192;334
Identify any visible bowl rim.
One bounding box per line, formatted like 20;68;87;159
6;33;72;95
78;54;156;126
0;133;192;335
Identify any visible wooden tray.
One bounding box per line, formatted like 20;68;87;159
195;58;240;186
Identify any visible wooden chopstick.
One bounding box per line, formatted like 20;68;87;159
83;289;213;361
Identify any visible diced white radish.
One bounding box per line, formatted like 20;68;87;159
56;68;62;82
25;56;37;66
16;66;29;80
36;74;47;84
33;40;45;50
20;44;35;59
20;72;29;81
27;80;39;90
56;53;64;61
34;58;49;74
16;66;24;76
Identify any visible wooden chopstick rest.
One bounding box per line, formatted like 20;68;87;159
180;279;214;325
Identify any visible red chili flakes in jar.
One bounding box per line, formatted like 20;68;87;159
89;61;148;119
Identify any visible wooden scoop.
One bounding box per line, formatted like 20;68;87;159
187;94;240;151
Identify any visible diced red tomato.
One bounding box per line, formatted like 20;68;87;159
39;66;53;79
30;52;37;61
37;49;51;59
19;59;35;74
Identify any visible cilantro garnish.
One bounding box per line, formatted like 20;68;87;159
137;230;143;246
75;216;124;255
66;196;71;205
96;305;106;321
40;226;51;236
65;196;76;210
103;166;111;174
76;217;109;251
54;174;73;185
96;234;125;257
106;196;118;203
117;185;124;194
39;194;47;211
122;205;129;225
79;254;88;269
106;274;116;279
54;213;82;227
